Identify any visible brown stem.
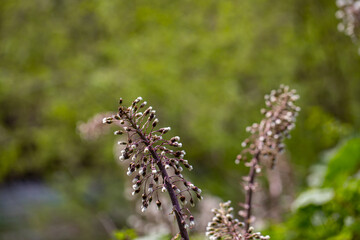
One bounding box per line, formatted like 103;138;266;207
126;115;189;240
244;152;260;231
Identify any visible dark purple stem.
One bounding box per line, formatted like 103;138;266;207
126;115;189;240
244;152;260;231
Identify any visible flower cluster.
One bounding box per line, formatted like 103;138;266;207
104;97;200;239
238;85;299;230
207;85;299;240
236;85;300;168
206;201;270;240
336;0;360;53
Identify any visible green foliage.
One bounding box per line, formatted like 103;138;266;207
113;229;137;240
0;0;359;239
324;138;360;187
268;138;360;240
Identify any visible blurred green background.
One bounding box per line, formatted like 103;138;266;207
0;0;359;239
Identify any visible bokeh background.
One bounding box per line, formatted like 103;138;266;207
1;0;359;239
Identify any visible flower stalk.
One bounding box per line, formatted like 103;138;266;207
243;151;260;231
238;85;300;232
104;97;201;240
206;85;300;240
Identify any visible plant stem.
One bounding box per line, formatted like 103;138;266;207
126;114;189;240
244;152;260;231
155;155;189;240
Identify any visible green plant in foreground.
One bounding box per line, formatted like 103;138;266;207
268;137;360;240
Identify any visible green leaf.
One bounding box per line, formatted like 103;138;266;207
291;188;334;211
323;138;360;187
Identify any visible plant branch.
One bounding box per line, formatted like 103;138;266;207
127;114;189;240
244;151;260;231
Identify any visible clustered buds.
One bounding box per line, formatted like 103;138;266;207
236;85;300;168
207;86;299;240
206;201;270;240
104;97;201;231
336;0;360;54
238;85;299;231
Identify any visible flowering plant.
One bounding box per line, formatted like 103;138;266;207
206;85;300;240
103;97;201;240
